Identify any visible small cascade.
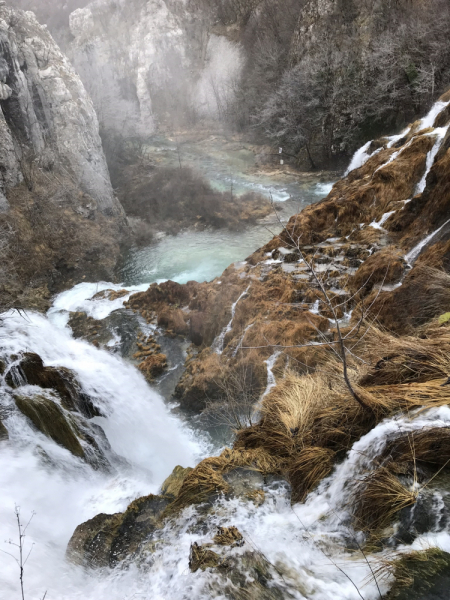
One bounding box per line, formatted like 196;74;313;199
261;351;282;399
344;140;372;175
416;126;450;195
370;210;396;230
232;323;254;357
406;217;450;265
419;99;450;130
214;286;251;355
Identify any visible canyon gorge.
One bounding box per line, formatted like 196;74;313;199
1;2;450;599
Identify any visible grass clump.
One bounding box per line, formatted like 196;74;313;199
352;467;418;533
374;548;450;598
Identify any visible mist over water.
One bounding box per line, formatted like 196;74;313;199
123;136;333;286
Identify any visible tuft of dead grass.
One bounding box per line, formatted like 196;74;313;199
352;467;418;532
166;447;283;515
214;526;244;547
372;548;450;597
381;427;450;469
288;447;335;503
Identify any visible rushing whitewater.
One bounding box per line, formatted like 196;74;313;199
0;306;207;600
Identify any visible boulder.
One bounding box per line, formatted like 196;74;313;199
160;465;193;499
6;353;100;418
67;494;170;568
14;393;84;458
66;512;123;568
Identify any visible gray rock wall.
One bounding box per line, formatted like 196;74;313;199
0;3;121;215
68;0;244;138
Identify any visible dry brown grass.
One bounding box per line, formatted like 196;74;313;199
352;467;418;532
381;427;450;469
358;326;450;387
365;266;450;335
288;447;335;503
214;526;243;546
166;447;283;514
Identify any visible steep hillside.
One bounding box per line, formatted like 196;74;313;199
0;4;128;310
66;91;450;600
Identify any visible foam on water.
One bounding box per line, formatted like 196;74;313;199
0;310;208;599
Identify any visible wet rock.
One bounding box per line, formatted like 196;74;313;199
189;311;205;346
223;467;265;499
14;393;84;458
395;491;450;546
68;309;142;359
67;494;170;568
189;542;222;572
160;465;193;499
6;353;100;418
68;312;114;347
66;512;124;568
385;548;450;600
0;418;8;440
0;359;5;375
189;545;289;599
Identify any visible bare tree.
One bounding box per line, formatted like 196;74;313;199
0;506;44;600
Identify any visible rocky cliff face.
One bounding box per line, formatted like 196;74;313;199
68;0;243;139
0;3;120;212
0;4;128;309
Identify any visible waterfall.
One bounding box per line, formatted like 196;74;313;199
415;126;450;195
0;309;208;600
214;286;251;355
419;100;450;130
232;323;254;357
344;141;372;175
261;351;282;399
406;218;450;265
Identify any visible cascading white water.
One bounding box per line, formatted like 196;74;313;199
345;98;450;178
0;308;209;600
406;217;450;265
261;351;282;399
214;285;251;355
101;406;450;600
415;126;450;195
344;141;373;175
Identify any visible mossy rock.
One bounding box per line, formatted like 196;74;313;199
7;353;100;418
67;494;170;568
14;393;84;458
386;548;450;599
0;418;8;441
160;465;193;498
66;512;124;568
438;312;450;325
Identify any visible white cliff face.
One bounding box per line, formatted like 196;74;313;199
69;0;244;138
0;4;120;214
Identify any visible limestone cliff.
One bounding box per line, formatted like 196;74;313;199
0;4;128;309
68;0;243;139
